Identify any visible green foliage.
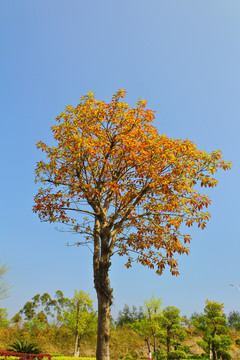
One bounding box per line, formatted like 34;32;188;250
51;358;95;360
131;300;187;355
193;300;232;360
216;350;232;360
186;355;208;359
228;311;240;331
117;304;144;326
176;345;190;354
50;355;64;357
160;306;187;353
120;355;134;360
20;301;38;321
0;308;9;328
63;290;96;337
144;295;163;352
167;350;187;359
153;349;167;360
11;313;22;327
145;296;162;318
26;318;48;332
19;291;68;324
63;290;97;356
131;317;152;339
235;338;240;346
7;339;41;354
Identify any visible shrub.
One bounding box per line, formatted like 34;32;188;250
0;350;51;360
7;340;41;354
49;356;64;358
51;358;95;360
186;355;208;359
122;356;133;360
176;346;190;354
216;350;232;360
153;350;167;360
235;338;240;346
168;350;187;360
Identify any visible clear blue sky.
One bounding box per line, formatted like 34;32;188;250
0;0;239;320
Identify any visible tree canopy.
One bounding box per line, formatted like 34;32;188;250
34;89;231;275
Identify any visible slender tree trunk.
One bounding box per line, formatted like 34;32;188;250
148;309;156;353
145;338;151;354
166;326;171;354
211;327;217;360
74;333;81;357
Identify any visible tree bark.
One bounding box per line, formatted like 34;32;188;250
211;326;217;360
74;333;81;357
93;219;113;360
96;289;112;360
166;326;171;354
145;338;151;354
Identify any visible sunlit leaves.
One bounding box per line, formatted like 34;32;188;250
33;90;232;276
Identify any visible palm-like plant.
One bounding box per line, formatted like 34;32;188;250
7;339;41;354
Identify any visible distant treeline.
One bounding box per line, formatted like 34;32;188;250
1;291;240;360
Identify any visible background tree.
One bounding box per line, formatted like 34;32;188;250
131;316;153;354
193;300;232;360
131;296;162;354
34;90;231;360
117;304;144;327
0;308;9;329
228;311;240;331
19;290;68;325
63;290;96;357
0;262;10;300
11;312;22;328
145;296;163;353
160;306;187;354
19;300;38;321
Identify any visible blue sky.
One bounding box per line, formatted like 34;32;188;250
0;0;239;320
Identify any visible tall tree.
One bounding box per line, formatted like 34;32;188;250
33;90;231;360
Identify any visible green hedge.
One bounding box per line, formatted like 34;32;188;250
52;357;95;360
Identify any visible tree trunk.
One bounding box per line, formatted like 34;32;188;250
148;309;156;353
211;343;216;360
96;290;111;360
93;221;113;360
145;338;151;354
166;326;171;354
211;327;217;360
74;333;81;357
